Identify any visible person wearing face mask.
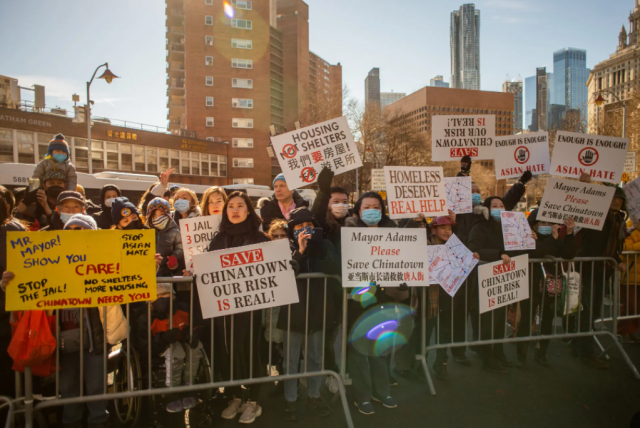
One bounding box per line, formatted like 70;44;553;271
277;207;339;421
515;210;576;368
92;184;122;230
207;191;270;424
172;188;201;223
16;170;68;230
457;155;473;177
147;198;184;278
311;168;350;249
40;191;87;231
111;197;147;232
468;196;534;373
32;133;78;191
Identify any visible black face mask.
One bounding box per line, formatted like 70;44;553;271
152;297;171;314
124;220;142;230
45;186;64;199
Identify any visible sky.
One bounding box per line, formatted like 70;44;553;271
0;0;635;129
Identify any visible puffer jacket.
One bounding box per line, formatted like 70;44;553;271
33;156;78;191
468;205;530;262
154;219;184;277
624;229;640;252
173;206;201;226
62;306;127;355
261;191;308;232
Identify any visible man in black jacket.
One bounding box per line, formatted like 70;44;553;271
261;173;308;231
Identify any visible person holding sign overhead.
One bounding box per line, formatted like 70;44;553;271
147;198;184;278
207;191;270;424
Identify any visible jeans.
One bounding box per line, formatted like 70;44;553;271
347;344;390;403
59;351;109;425
283;330;324;403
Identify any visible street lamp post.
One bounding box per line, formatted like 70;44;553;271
594;89;626;138
86;63;119;174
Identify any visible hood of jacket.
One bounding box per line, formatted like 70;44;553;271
474;204;489;221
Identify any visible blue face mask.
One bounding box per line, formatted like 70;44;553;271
173;199;190;213
537;226;553;235
361;209;382;226
293;226;313;242
52;153;67;163
471;193;482;206
490;208;504;222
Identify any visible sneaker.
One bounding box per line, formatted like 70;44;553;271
580;356;610;369
239;401;262;424
166;399;184;413
353;401;375;415
309;397;332;417
182;396;198;410
284;401;298;422
221;397;242;419
534;353;550;367
325;376;340;395
494;352;513;367
389;372;399;386
432;362;449;380
454;355;471;366
371;395;397;409
483;357;507;373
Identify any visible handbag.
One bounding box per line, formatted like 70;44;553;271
539;265;563;297
561;262;582;316
8;311;57;376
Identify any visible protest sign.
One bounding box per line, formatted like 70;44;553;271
494;131;550;180
179;216;221;270
192;239;298;319
383;166;448;219
550;131;629;183
624;151;637;173
371;168;385;191
427;245;443;285
431;115;496;161
270;116;362;189
341;228;428;287
623;176;640;225
537;177;615;231
6;229;157;311
478;254;529;314
444;176;472;214
501;211;536;251
428;234;478;296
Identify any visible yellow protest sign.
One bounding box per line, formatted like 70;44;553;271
6;229;157;311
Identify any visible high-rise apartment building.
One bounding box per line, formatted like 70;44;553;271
550;48;589;128
166;0;342;186
365;68;381;109
430;75;450;88
502;77;523;133
450;4;481;90
524;75;537;131
380;92;406;110
535;67;549;131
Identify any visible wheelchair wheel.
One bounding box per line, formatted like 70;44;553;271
112;346;143;428
193;352;213;402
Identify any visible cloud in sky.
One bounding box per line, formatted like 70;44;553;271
483;0;532;10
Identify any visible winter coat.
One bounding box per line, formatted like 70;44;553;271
530;232;577;295
261;191;309;232
93;209;114;230
624;229;640;252
310;188;345;250
0;219;27;340
136;299;192;357
62;306;126;355
577;211;626;275
32;156;78;191
85;199;101;216
467;205;529;262
40;211;65;232
173;207;201;226
154;219;184;277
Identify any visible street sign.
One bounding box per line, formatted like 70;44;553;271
624;151;636;173
378;190;387;200
371;168;385;191
622;173;630;182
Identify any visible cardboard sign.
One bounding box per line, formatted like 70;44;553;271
494;131;550;179
537;177;615;231
501;211;536;251
444;176;472;214
428;234;478;296
341;227;428;287
6;230;157;311
427;245;443;285
550;131;629;183
623;176;640;225
179;216;221;270
270;116;362;189
624;151;637;173
371;168;385;191
192;239;298;319
478;254;529;314
383;166;448;219
431;115;496;161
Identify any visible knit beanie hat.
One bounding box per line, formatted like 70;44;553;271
287;207;320;239
156;283;175;295
47;134;70;157
64;214;98;230
42;170;66;184
147;197;171;218
111;197;140;224
273;173;286;187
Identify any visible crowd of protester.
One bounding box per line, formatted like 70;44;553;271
0;135;637;427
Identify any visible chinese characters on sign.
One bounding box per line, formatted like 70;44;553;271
180;139;209;152
107;130;137;140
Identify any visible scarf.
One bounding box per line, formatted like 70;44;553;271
221;218;254;236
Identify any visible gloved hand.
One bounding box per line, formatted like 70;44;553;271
22;188;39;206
160;328;181;345
167;255;179;270
519;170;532;185
190;326;203;349
289;259;299;274
317;167;335;194
398;282;409;292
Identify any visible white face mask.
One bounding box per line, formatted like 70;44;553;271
330;203;350;219
105;198;115;208
60;212;75;224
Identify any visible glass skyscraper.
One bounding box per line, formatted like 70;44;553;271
450;4;481;90
524;75;537;131
552;48;590;126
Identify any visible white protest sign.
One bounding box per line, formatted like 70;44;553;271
494;131;550;180
478;254;529;314
371;169;385;191
192;239;299;319
625;151;637;173
550;131;629;183
623;176;640;225
427;245;444;285
179;216;221;270
501;211;535;251
537;177;615;231
341;227;428;287
383;166;448;219
444;176;472;214
270;116;362;189
431;115;495;161
429;234;478;297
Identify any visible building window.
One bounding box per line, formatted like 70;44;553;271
232;98;253;108
205;36;213;45
206;96;214;106
232;138;253;148
146;147;157;173
0;128;12;163
106;142;118;170
232;78;253;88
120;144;132;171
170;149;180;172
17;131;35;164
134;146;145;172
232;58;253;69
205;0;213;4
37;133;53;160
200;154;210;176
91;140;104;172
181;151;190;175
231;19;252;30
232;0;252;10
191;153;200;175
206;76;213;86
205;56;213;66
206;117;215;127
74;138;88;170
205;15;213;25
232;118;253;128
233;178;254;184
210;154;228;177
231;38;252;49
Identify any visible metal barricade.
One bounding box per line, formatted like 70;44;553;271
18;274;353;428
615;251;640;328
417;257;640;396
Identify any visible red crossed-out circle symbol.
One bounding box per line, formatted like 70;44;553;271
300;167;317;183
514;146;530;164
578;147;599;166
282;144;297;159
